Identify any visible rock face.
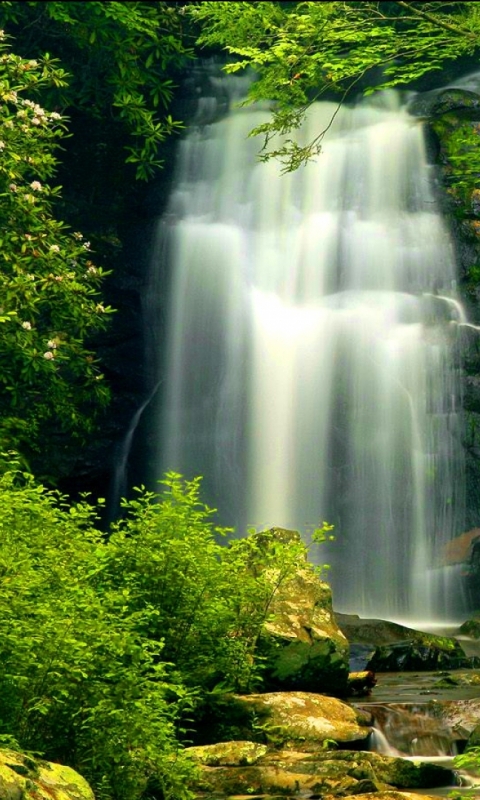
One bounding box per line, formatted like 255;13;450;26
0;749;93;800
256;528;350;695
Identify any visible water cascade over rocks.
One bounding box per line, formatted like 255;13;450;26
152;67;466;622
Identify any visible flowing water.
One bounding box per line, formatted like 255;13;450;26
152;67;466;621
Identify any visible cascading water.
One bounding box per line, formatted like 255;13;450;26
153;66;466;621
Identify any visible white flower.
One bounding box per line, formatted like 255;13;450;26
31;117;41;125
21;321;32;330
73;232;83;240
0;141;5;150
95;304;105;313
43;351;54;360
47;340;57;349
9;183;17;192
49;244;60;253
50;112;62;120
28;60;38;68
30;181;42;191
16;109;26;118
83;241;91;250
4;120;13;129
87;265;98;275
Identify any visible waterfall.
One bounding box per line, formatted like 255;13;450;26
152;66;466;621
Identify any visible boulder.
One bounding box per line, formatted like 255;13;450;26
256;528;350;695
337;794;445;800
229;691;372;750
366;636;474;672
188;746;455;798
459;617;480;638
0;749;93;800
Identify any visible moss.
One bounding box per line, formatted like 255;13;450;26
0;750;94;800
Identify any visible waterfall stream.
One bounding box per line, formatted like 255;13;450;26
152;67;466;621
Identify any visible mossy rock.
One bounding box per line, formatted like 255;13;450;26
189;747;454;798
459;617;480;638
256;530;349;696
409;88;480;118
186;741;268;766
0;749;93;800
366;636;472;671
231;691;371;750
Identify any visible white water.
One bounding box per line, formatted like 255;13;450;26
154;69;466;620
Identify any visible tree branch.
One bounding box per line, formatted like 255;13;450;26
395;1;478;39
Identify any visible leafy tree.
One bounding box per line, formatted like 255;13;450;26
0;1;193;180
0;33;112;471
189;1;480;171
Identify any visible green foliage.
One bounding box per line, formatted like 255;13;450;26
0;34;112;468
0;465;333;798
189;1;480;171
0;466;197;800
0;1;193;180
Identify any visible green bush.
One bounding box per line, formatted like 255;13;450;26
0;465;328;798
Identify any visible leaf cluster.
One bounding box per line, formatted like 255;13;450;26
0;1;194;180
189;1;480;171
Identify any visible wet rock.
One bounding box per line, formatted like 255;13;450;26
366;636;473;672
190;747;455;798
408;87;480;118
466;721;480;750
347;670;377;697
459;617;480;638
438;697;480;739
256;529;350;695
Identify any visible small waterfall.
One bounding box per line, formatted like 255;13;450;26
367;704;457;758
151;65;466;620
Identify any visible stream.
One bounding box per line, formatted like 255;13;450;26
352;630;480;797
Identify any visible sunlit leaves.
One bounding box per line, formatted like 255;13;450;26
189;1;480;170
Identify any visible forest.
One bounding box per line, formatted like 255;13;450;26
2;2;480;800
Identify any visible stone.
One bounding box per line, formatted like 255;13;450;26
0;749;94;800
185;741;268;766
366;636;473;672
189;747;455;798
337;794;445;800
459;617;480;638
230;691;372;749
408;87;480;118
256;528;350;695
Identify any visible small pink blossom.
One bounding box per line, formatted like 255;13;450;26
30;181;42;191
